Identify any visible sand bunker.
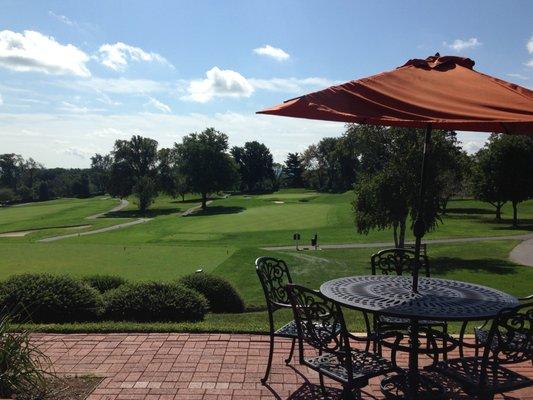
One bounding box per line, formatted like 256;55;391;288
274;201;285;204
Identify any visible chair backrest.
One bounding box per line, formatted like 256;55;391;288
483;300;533;366
371;248;430;277
255;257;292;310
285;284;349;357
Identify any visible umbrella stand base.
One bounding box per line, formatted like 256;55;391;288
380;373;446;400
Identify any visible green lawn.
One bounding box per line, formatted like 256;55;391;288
1;190;532;333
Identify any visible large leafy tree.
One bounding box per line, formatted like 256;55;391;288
472;134;533;226
90;154;112;194
231;141;274;193
108;135;159;212
175;128;238;209
352;125;464;247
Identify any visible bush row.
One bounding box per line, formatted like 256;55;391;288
0;273;244;324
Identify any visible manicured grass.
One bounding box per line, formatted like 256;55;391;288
0;242;235;281
1;190;532;334
0;196;121;233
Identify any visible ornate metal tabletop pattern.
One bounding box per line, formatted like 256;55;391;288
320;276;519;321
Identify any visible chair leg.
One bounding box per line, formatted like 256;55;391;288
341;386;357;400
261;333;275;385
442;324;448;361
285;337;296;365
319;372;326;395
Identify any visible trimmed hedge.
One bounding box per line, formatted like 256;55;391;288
104;282;208;322
0;274;103;323
179;273;245;313
82;275;127;293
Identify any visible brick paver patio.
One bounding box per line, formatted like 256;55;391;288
34;333;533;400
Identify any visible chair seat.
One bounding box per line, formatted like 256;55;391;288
378;315;446;327
305;349;395;384
428;357;532;395
275;320;299;337
475;327;529;352
275;320;342;338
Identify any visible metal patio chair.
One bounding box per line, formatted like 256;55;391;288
369;248;450;362
285;283;397;400
255;256;300;384
427;298;533;399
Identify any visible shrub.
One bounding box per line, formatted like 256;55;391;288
104;282;208;322
82;275;127;293
0;312;51;399
179;273;245;313
0;274;103;323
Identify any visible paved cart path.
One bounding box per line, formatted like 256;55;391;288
263;233;533;267
86;198;129;220
510;237;533;266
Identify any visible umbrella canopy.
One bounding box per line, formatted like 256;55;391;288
257;55;533;135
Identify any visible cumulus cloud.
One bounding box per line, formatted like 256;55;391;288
507;73;529;81
62;146;93;159
185;67;254;102
145;97;171;113
0;30;91;76
97;42;172;71
253;44;290;61
443;37;482;52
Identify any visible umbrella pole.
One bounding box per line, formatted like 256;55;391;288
412;124;432;293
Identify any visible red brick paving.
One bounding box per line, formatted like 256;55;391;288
33;333;532;399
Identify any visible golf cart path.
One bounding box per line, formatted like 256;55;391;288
263;233;533;266
509;237;533;266
86;198;129;219
37;199;211;242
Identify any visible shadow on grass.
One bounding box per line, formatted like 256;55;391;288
445;207;495;215
433;257;518;275
184;205;245;217
105;208;179;218
170;198;203;204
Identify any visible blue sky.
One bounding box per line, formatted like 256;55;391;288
1;0;532;167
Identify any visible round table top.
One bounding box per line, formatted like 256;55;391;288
320;275;519;321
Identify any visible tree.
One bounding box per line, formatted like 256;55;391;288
352;126;464;247
283;153;304;188
107;135;159;211
71;173;90;197
0;154;24;191
472;134;533;226
175;128;238;209
231;141;274;193
90;154;112;194
133;176;158;212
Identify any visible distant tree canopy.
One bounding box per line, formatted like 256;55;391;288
231;141;274;193
283;153;304;188
351;125;466;247
471;134;533;226
175;128;238;209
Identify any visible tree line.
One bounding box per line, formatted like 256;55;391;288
1;126;532;237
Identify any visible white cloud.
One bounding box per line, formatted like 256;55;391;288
185;67;254;103
253;45;290;61
249;77;338;93
0;93;3;106
443;37;482;52
58;101;104;113
97;42;172;71
526;36;533;68
62;146;93;159
0;30;91;77
48;11;74;26
145;97;171;113
507;73;529;81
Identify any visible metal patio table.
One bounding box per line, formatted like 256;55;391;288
320;275;519;400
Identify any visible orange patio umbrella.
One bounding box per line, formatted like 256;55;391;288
257;54;533;292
